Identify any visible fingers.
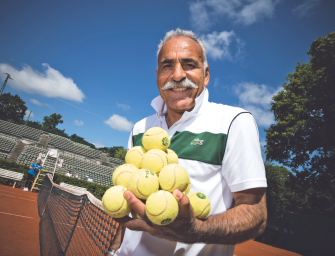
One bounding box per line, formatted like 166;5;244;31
124;190;146;219
173;189;193;219
116;215;154;233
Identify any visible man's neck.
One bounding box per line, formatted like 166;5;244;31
165;106;194;128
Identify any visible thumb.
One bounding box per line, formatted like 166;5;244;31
173;189;193;218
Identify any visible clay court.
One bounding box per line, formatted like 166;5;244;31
0;184;301;256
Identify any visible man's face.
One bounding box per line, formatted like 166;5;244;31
37;160;41;165
156;36;209;114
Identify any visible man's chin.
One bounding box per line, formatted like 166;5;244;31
167;98;195;113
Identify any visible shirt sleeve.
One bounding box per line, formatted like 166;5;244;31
127;130;134;151
222;113;267;193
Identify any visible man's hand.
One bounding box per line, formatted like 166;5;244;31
116;189;201;243
116;187;267;245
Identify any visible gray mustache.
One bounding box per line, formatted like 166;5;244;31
162;79;198;91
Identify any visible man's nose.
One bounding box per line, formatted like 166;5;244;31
171;63;186;82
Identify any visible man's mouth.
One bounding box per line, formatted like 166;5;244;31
170;87;190;92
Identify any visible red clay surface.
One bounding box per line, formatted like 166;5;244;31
0;184;301;256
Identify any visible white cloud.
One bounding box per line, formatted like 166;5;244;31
73;120;84;126
202;30;245;60
25;110;34;119
260;138;266;147
189;0;280;30
117;103;130;111
104;114;133;132
0;63;85;102
234;82;281;127
214;77;220;87
292;0;320;18
45;103;53;109
29;99;42;106
92;140;104;148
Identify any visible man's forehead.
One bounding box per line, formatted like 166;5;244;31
158;36;203;61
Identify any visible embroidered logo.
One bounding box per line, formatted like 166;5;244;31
191;138;203;146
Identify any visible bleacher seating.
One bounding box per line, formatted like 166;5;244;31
48;134;101;159
0;119;42;141
16;145;114;186
109;157;124;165
0;136;16;153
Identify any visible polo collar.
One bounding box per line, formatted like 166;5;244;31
151;88;209;118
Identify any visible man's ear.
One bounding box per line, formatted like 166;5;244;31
204;66;210;87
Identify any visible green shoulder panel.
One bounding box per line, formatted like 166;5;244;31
132;131;227;165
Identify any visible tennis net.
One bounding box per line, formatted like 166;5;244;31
38;174;119;256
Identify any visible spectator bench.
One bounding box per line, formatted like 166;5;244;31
0;168;24;188
60;182;87;192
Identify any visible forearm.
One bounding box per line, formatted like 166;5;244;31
188;194;267;245
108;224;125;252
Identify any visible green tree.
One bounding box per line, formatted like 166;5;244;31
0;93;27;123
26;120;43;129
114;147;127;161
42;113;68;136
264;163;290;222
265;32;335;181
70;134;96;149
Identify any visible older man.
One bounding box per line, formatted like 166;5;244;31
111;29;267;256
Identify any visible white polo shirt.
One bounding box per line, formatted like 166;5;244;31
116;88;267;256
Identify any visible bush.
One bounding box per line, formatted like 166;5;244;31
0;159;111;199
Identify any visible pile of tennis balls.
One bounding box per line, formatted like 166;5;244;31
102;127;211;226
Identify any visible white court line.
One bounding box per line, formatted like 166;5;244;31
0;193;37;202
0;211;33;219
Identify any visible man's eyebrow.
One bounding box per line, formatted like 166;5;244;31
181;58;199;65
160;59;174;65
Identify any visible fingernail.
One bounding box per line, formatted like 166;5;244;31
124;191;130;200
175;189;183;200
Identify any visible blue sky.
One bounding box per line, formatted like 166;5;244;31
0;0;334;149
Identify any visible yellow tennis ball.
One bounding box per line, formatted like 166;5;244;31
183;182;191;195
125;146;147;168
159;164;190;193
188;192;211;219
166;149;178;164
142;127;170;151
128;169;159;200
141;149;169;174
102;186;131;218
146;190;179;225
112;164;138;188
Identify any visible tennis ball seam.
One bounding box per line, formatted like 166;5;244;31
103;188;126;213
146;191;168;217
114;170;133;184
129;150;144;157
199;203;211;217
148;152;166;167
136;170;148;198
165;164;178;191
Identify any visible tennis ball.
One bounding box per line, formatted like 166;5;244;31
112;164;138;188
142;127;170;151
166;149;178;164
102;186;131;218
188;192;211;219
128;169;159;200
141;149;169;174
183;182;191;195
159;164;190;193
146;190;179;225
125;146;147;168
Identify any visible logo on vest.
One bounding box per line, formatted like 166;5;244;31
191;138;203;146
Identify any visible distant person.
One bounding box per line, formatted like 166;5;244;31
23;159;42;191
65;171;72;177
75;174;79;179
84;175;88;181
87;177;93;183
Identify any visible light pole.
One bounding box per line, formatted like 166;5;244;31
25;111;32;125
0;73;13;96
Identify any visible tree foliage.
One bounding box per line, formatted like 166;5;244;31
265;32;335;181
0;93;27;123
114;147;127;161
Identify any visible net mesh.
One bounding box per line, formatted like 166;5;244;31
38;175;119;256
